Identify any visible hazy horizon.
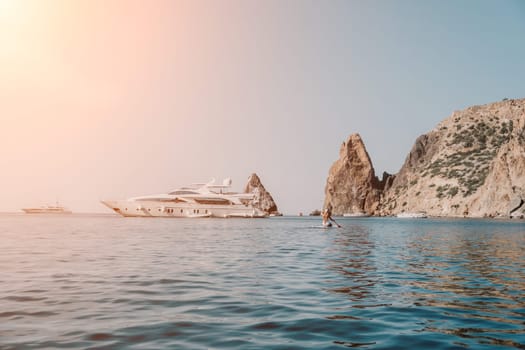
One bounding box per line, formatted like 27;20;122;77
2;0;525;214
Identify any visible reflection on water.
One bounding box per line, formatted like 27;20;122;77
325;219;525;349
0;215;524;349
327;224;380;303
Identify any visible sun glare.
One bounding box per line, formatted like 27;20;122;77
0;0;32;42
0;0;22;20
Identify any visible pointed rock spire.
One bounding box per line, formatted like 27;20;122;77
244;173;280;215
323;134;391;215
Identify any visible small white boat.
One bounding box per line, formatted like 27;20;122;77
223;212;262;218
396;212;428;218
22;202;72;215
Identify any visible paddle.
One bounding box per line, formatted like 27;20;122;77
330;217;342;228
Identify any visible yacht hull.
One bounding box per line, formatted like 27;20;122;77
101;200;267;218
22;208;72;214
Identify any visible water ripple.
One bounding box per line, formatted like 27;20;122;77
0;215;524;349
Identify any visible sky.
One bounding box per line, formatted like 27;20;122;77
1;0;525;214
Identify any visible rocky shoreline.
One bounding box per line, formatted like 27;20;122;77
323;98;525;219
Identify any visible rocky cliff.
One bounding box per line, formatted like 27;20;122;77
325;98;525;218
323;134;393;215
244;173;280;215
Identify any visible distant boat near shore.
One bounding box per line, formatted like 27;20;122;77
22;203;72;215
396;212;428;219
343;212;370;217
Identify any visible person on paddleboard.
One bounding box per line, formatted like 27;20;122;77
322;208;341;228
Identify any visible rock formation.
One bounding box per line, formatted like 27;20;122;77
323;134;393;215
325;98;525;217
244;173;280;215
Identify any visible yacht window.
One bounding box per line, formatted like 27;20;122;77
137;198;185;202
168;190;199;195
194;198;232;205
171;198;187;203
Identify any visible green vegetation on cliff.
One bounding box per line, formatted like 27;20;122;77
421;118;512;197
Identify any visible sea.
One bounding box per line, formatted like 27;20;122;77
1;214;524;350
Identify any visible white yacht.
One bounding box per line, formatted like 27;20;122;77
22;203;72;214
101;178;267;218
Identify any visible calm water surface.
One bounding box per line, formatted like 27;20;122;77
1;214;524;349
